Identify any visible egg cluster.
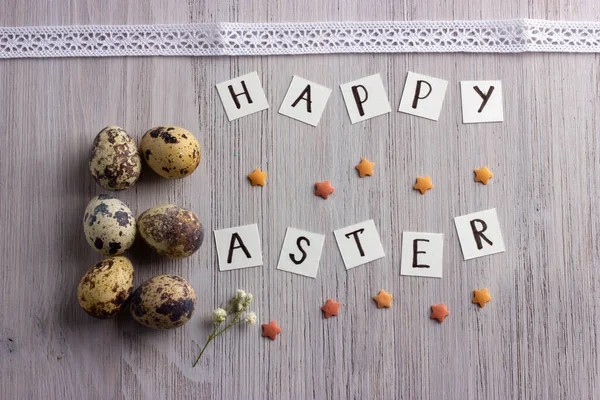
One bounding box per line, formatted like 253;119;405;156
77;126;203;329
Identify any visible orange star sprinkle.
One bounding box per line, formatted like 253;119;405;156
430;303;450;323
472;288;492;307
413;176;433;194
315;181;335;199
248;168;267;186
261;320;282;341
355;158;375;178
373;289;393;308
321;299;341;318
474;166;493;185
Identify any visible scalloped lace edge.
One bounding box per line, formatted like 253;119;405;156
2;19;600;58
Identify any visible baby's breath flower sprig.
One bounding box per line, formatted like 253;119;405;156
192;289;256;367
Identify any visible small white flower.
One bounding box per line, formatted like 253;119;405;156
245;312;257;326
212;308;227;322
245;293;253;302
237;289;247;299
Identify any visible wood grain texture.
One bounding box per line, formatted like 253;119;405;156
2;1;600;399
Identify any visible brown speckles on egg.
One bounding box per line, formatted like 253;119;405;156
129;275;196;329
77;256;134;319
83;196;136;256
137;205;204;258
108;241;122;255
140;126;201;179
90;126;142;191
113;210;130;227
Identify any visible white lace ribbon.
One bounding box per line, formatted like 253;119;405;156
2;19;600;58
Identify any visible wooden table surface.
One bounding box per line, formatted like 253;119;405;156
2;1;600;399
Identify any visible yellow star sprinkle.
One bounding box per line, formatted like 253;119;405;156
248;168;267;186
413;176;433;194
472;288;492;307
355;158;375;177
474;166;493;185
373;289;393;309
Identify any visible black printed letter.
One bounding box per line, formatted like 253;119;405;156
412;239;430;268
470;219;493;250
412;80;432;109
227;233;251;263
289;236;310;265
345;229;366;257
351;85;369;117
473;86;495;113
228;81;253;109
291;85;313;113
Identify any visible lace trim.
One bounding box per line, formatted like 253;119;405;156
2;19;600;58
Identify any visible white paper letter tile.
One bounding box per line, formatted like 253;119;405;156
216;71;269;121
454;208;505;260
398;71;448;121
340;74;391;124
460;80;504;123
276;228;325;278
279;76;332;126
334;219;385;270
214;224;263;271
400;232;444;278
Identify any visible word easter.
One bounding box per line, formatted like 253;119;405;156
215;71;504;126
213;209;505;278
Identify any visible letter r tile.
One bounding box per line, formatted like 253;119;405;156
454;208;505;260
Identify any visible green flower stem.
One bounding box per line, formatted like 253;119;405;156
192;322;221;367
192;307;245;367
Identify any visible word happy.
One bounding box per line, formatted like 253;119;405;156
213;209;505;279
216;71;504;125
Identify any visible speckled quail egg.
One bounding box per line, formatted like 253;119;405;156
140;126;201;178
130;274;196;329
137;205;204;258
77;256;134;319
83;194;136;256
89;126;142;190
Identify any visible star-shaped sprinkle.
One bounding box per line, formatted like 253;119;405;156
355;158;375;178
248;168;267;186
474;166;493;185
413;176;433;194
472;288;492;307
261;320;282;341
315;181;335;199
373;289;393;308
321;299;341;318
430;303;450;323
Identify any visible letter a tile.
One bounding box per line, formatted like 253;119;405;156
279;76;332;126
214;224;263;271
